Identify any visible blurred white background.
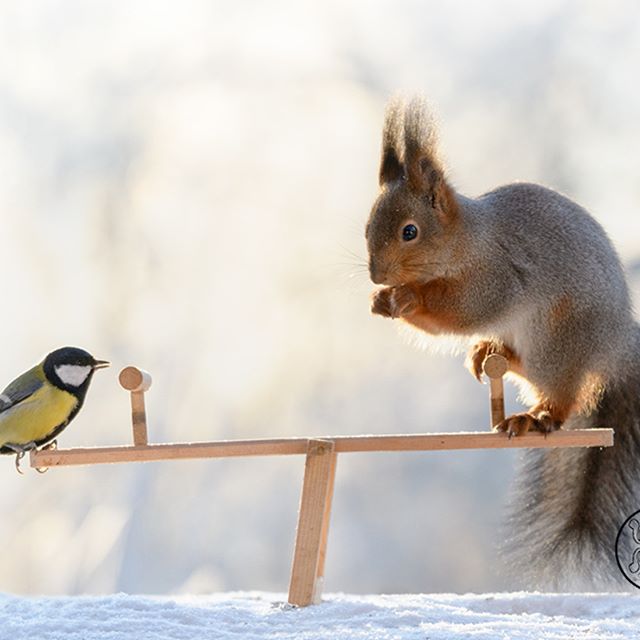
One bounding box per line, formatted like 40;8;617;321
0;0;639;595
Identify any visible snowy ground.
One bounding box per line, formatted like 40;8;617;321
1;592;639;640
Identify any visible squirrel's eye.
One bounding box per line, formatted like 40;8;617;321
402;223;418;242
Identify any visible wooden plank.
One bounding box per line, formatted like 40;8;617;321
29;428;614;469
29;439;310;467
288;440;336;607
332;429;614;452
314;451;337;603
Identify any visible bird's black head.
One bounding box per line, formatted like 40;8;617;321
43;346;110;398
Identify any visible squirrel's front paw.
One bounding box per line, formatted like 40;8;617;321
371;287;394;318
389;285;421;318
371;285;421;319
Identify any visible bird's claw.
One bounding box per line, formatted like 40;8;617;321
15;451;25;474
4;441;38;474
35;440;57;473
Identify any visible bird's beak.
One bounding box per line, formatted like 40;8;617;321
93;359;111;370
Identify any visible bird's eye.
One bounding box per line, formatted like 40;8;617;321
402;223;418;242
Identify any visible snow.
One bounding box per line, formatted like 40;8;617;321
1;592;639;640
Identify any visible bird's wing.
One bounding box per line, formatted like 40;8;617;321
0;366;45;413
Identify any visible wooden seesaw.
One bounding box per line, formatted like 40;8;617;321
29;355;613;607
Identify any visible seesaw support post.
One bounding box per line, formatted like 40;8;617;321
288;439;337;606
316;448;337;596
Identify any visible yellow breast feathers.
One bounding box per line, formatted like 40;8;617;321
0;383;78;447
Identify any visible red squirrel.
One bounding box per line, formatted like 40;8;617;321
366;96;640;589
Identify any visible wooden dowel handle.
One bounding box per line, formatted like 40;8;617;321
483;354;507;428
119;366;152;446
119;366;152;393
130;392;148;446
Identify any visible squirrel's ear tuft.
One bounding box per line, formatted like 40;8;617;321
403;96;457;221
378;97;405;186
403;96;439;194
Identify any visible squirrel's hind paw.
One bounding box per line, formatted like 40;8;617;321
494;412;561;438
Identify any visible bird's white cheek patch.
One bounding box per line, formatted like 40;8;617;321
55;365;92;387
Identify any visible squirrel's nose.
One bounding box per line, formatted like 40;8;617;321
369;262;387;285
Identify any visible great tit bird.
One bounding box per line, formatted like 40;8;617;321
0;347;109;472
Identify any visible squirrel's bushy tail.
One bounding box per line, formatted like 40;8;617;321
504;326;640;589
